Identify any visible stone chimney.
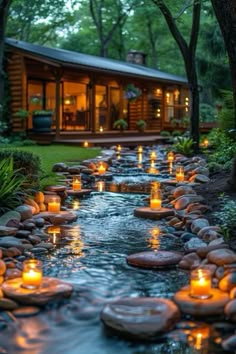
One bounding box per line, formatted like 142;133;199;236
126;50;147;65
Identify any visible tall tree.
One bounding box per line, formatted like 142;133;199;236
210;0;236;126
0;0;12;118
152;0;201;149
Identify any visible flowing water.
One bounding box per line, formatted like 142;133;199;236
0;153;231;354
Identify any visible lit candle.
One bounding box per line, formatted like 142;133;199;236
150;188;162;210
190;269;212;299
83;140;88;148
72;175;82;191
117;144;121;152
138;145;143;153
22;259;43;289
98;162;106;175
97;180;105;192
48;196;60;213
203;138;209;148
150;151;157;160
99;126;104;132
176;166;185;182
167;151;174;162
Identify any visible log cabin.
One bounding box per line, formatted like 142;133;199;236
5;38;190;142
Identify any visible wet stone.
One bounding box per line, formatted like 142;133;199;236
13;306;41;317
0;298;19;310
34;218;45;228
219;272;236;292
0;260;6;276
222;334;236;351
101;297;181;339
127;251;182;269
15;230;31;238
0;226;17;236
184;238;207;251
15;205;33;221
207;249;236;266
30;247;49;254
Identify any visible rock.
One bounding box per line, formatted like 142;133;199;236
3;247;22;258
22;222;36;231
24;199;40;214
189;174;210;183
34;218;45;228
191;219;209;234
230;288;236;299
0;260;6;275
34;242;54;250
191;166;209;177
197;226;221;239
168;217;181;227
4;268;22;280
174;195;204;210
52;163;68;172
2;277;73;306
178;252;201;270
196;244;229;259
215;266;225;280
0;236;26;251
207;249;236;266
15;205;33;221
15;230;31;238
222;334;236;351
174;287;230;316
208;238;225;246
186;203;211;214
28;235;42;245
184;238;207;251
181;232;196;242
173;186;196;199
44;185;67;193
0;298;19;310
30;247;49;254
134;207;175;220
219;272;236;292
225;299;236;322
101;297;180;339
0;211;21;226
0;249;2;258
0;226;18;236
127;251;182;269
67;166;82;174
13;306;41;317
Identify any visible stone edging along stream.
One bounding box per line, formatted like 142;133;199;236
0;147;235;351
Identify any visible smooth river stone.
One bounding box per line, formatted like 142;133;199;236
44;185;67;192
101;297;180;339
224;299;236;322
178;252;201;270
2;277;73;306
173;287;230;315
0;260;6;276
15;205;33;221
0;226;18;236
134;207;175;220
219;272;236;292
207;249;236;266
13;306;41;317
127;251;182;269
173;186;196;199
174;195;204;210
222;334;236;351
190;218;209;234
0;298;19;310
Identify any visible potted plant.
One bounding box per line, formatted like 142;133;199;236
124;84;141;102
32;110;53;132
113;118;128;132
136;119;147;132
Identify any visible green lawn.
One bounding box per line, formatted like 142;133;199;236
2;144;101;187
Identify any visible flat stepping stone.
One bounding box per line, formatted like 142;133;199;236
13;306;41;317
173;287;230;316
44;185;67;192
93;172;113;180
134;207;174;220
101;297;180;339
127;251;182;269
2;277;73;306
67;189;92;196
35;211;78;224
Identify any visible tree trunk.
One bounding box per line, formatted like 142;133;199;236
0;0;12;118
211;0;236;127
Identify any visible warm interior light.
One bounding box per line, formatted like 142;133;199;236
84;141;88;148
97;180;105;192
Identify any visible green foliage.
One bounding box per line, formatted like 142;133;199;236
172;130;181;137
14;109;29;120
173;137;194;156
33;110;53;115
218;90;235;130
136;119;147;131
0;150;41;189
213;194;236;240
160;130;171;136
207;129;236;169
207;161;222;173
200;103;217;122
0;158;26;214
113;118;128;131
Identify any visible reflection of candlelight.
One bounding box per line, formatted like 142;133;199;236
138;145;143;153
22;259;42;289
150;188;162;210
189;326;210;351
117;144;121;152
73;200;80;210
149;227;161;251
98;162;106;175
176;166;185;182
167;151;174;162
169;161;173;174
150;151;157;160
150;160;155;168
84;140;88;148
190;269;212;299
138;152;143;164
48;197;60;213
117;153;121;160
151;181;160;190
97;180;105;192
72;175;82;191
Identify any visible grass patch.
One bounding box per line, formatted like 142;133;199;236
0;144;101;188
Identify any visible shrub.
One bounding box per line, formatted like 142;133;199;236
172;130;181;137
0;150;41;189
207;161;222;173
213;194;236;240
200;103;217;122
207;129;236;168
173;137;194;156
218;90;234;130
0;158;26;214
113;118;128;131
136;119;147;132
160;130;171;136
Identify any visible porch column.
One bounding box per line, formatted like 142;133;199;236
55;73;61;140
89;77;96;132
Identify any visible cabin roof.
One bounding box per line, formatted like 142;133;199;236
6;38;187;85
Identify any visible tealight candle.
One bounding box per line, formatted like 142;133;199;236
48;196;61;213
190;269;212;299
176;165;185;182
97;180;105;192
117;144;121;152
72;175;82;191
98;162;106;175
22;259;43;289
83;140;88;148
167;151;174;162
150;151;157;160
150;188;162;210
138;145;143;153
